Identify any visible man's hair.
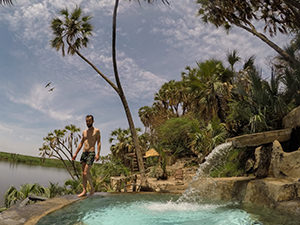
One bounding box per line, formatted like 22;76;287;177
86;114;94;121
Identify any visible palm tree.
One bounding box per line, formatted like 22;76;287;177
109;128;133;160
0;0;12;5
183;60;232;122
51;0;169;186
51;6;146;181
227;50;240;72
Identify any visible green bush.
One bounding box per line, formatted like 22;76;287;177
157;116;200;157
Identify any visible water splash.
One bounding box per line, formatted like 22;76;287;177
178;142;233;202
143;201;222;212
194;142;233;178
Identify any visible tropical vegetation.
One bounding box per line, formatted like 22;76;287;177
137;33;300;172
39;124;82;180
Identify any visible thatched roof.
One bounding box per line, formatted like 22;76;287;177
144;148;160;158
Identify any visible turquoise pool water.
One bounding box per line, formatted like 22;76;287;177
37;194;297;225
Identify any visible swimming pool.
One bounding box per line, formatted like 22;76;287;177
36;193;298;225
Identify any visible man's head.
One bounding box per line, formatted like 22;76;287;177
86;115;94;128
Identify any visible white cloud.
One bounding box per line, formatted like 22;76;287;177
7;83;75;121
0;123;13;134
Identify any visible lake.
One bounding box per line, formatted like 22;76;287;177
0;160;71;207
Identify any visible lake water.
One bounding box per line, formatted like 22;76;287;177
0;160;70;207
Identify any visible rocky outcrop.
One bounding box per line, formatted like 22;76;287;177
190;176;300;215
269;140;300;178
227;128;292;147
253;145;272;178
189;177;253;202
283;106;300;129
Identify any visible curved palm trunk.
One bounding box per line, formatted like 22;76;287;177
67;40;146;184
113;0;146;186
236;23;297;65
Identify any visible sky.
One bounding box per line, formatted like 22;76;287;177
0;0;291;157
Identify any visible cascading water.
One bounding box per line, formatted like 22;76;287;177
178;141;233;202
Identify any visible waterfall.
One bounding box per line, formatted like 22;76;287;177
178;142;233;202
194;142;233;178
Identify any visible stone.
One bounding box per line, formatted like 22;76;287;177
253;145;272;178
268;140;300;178
282;105;300;129
253;146;262;171
189;177;253;202
276;201;300;215
268;140;284;178
227;128;292;148
174;169;184;180
296;182;300;198
243;178;297;207
279;150;300;178
245;158;255;173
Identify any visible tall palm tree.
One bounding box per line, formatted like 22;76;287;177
0;0;12;5
52;1;169;186
183;60;232;122
227;50;240;72
51;6;147;182
109;128;133;160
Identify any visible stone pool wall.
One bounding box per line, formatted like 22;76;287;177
189;176;300;215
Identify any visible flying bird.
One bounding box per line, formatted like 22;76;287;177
45;82;52;88
48;87;55;92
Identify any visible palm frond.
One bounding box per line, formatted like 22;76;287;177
0;0;13;6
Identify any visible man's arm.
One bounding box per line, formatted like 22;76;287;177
95;129;101;161
72;132;84;160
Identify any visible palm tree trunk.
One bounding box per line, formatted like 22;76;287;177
112;0;146;186
236;23;297;65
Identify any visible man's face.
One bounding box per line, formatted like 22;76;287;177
86;117;93;128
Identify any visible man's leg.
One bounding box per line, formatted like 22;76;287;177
78;163;88;197
84;164;95;195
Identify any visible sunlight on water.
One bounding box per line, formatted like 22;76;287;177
143;201;220;212
81;199;255;225
37;194;298;225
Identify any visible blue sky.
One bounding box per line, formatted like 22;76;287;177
0;0;291;157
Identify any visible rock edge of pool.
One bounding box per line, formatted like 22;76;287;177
0;194;85;225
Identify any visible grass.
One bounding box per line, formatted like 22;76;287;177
0;151;78;169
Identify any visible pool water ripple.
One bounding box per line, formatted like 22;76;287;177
37;194;262;225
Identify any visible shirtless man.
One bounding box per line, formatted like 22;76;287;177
72;115;101;197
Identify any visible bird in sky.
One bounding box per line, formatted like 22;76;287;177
48;87;54;92
45;82;52;88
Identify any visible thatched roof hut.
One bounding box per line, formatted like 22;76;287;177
144;148;160;158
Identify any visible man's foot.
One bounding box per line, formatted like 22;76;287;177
77;191;87;197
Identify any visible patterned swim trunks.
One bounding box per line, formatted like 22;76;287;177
80;151;95;165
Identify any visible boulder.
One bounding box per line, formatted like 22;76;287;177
190;176;300;214
189;177;253;202
268;140;284;178
253;145;272;178
269;140;300;178
245;158;255;173
282;105;300;129
243;178;298;208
